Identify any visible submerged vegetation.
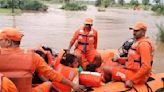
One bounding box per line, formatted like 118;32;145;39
156;23;164;43
61;3;87;11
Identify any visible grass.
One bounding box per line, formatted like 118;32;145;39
0;8;22;14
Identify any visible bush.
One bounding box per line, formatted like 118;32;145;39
61;3;87;11
142;5;151;10
0;0;48;11
102;0;114;8
118;0;125;6
0;0;20;8
151;4;164;15
130;0;139;5
142;0;149;5
156;23;164;42
19;0;48;11
95;0;101;6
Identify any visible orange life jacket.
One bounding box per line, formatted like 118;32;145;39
0;73;3;91
53;64;79;92
126;37;154;71
79;71;102;87
0;48;33;92
76;29;97;52
53;49;65;68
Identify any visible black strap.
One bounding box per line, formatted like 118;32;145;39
147;77;155;82
79;34;88;37
120;86;138;92
79;33;94;37
119;81;138;92
134;57;142;67
78;42;89;45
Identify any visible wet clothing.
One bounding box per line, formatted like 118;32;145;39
111;37;154;84
0;47;63;92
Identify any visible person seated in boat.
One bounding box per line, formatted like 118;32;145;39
86;53;102;72
103;22;155;88
68;18;102;70
56;49;102;73
0;27;85;92
60;52;83;73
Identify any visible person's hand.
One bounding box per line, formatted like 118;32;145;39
125;80;134;88
112;53;120;62
72;84;85;92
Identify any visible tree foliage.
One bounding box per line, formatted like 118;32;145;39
130;0;139;5
156;23;164;42
154;0;160;4
142;0;149;5
61;3;87;11
0;0;48;11
118;0;124;5
151;4;164;15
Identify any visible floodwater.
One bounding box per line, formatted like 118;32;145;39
0;5;164;73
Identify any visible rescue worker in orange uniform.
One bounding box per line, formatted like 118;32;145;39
68;18;99;70
103;22;154;87
0;27;85;92
0;73;18;92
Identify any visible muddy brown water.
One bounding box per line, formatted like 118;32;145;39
0;5;164;73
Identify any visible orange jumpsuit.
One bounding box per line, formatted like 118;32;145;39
111;37;154;84
70;26;98;70
0;47;63;92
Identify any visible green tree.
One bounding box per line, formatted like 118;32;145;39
154;0;160;4
118;0;124;5
130;0;138;5
142;0;149;5
101;0;114;7
95;0;101;6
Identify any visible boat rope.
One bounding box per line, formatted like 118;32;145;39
162;78;164;88
120;86;138;92
145;83;153;92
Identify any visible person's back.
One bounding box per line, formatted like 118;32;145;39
0;27;85;92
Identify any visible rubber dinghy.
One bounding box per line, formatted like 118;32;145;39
91;73;164;92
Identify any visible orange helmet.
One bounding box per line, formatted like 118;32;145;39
84;18;93;25
0;27;23;41
129;22;147;31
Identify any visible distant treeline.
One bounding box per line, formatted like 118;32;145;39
0;0;48;11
